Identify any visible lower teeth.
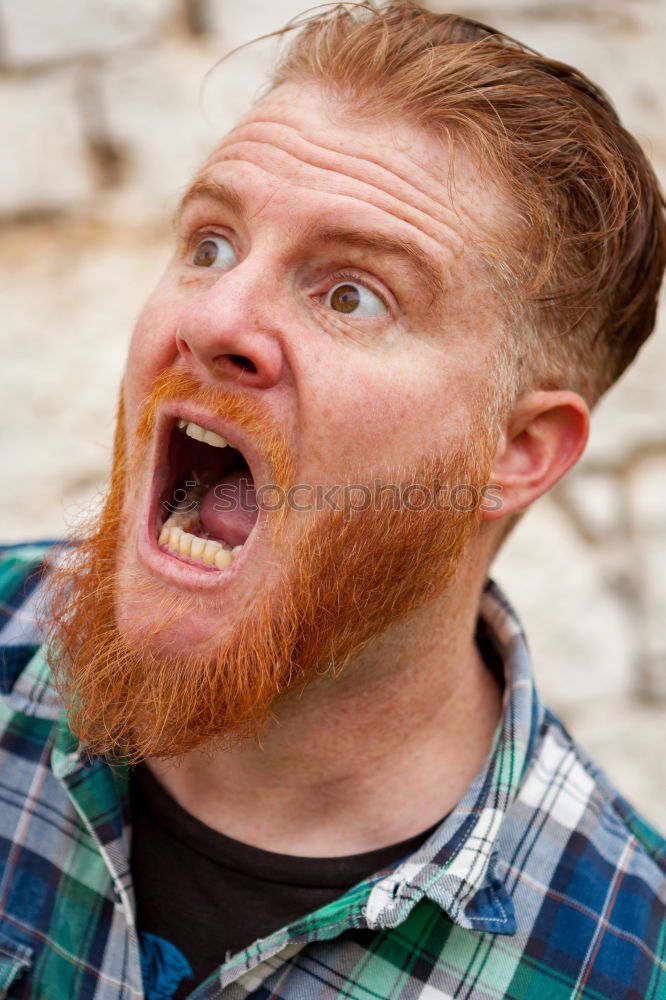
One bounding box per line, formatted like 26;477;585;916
158;512;243;569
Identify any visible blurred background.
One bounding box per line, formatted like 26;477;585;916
1;0;664;827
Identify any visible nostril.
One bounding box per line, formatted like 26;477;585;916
227;354;257;374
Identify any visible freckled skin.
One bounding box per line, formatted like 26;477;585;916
121;82;505;645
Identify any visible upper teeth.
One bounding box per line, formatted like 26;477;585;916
178;418;228;449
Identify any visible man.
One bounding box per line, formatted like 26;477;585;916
1;3;664;998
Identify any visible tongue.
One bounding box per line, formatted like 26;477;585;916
198;470;258;548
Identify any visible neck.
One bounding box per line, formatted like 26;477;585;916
147;565;502;857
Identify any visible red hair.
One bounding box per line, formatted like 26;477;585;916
271;1;666;402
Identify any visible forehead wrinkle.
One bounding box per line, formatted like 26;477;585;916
236;118;474;240
214;143;465;263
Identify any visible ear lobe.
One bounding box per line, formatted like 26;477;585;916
482;390;589;522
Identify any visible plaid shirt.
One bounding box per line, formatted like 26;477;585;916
0;541;664;1000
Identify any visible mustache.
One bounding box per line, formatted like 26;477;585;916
133;367;294;490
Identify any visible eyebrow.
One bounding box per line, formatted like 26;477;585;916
176;178;446;304
175;178;244;227
309;227;446;304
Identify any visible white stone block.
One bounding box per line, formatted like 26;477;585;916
98;40;224;223
0;223;169;541
629;456;666;528
584;322;666;467
0;71;93;217
628;457;666;695
493;495;635;710
201;0;315;50
556;471;627;542
0;0;178;67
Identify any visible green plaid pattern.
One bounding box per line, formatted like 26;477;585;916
0;541;664;999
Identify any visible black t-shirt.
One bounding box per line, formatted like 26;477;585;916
130;626;504;999
130;764;443;1000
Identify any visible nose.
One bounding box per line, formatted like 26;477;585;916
175;266;286;389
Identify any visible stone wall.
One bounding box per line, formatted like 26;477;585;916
1;0;664;827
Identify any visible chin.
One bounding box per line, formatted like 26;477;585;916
114;526;258;662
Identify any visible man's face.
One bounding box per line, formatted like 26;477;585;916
119;83;504;650
52;83;507;760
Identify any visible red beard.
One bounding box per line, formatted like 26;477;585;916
44;370;494;762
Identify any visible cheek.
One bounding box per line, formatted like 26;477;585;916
125;295;184;405
304;360;452;476
304;337;492;479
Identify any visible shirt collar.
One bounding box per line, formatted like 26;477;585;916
363;578;543;936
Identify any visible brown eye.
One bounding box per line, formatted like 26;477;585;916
193;240;217;266
191;236;237;269
326;281;387;317
329;283;360;313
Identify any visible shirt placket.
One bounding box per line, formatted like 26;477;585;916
50;717;145;1000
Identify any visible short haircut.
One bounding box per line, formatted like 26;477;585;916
271;1;666;404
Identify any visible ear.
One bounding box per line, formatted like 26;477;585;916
481;390;589;522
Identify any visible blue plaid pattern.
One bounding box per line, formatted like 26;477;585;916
0;541;664;999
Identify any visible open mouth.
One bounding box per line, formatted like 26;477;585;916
155;417;258;571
